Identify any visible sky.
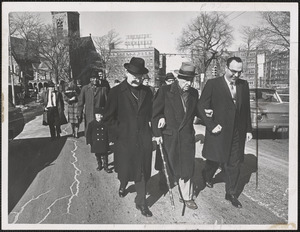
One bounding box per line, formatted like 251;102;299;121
5;2;297;72
38;11;260;53
36;10;261;71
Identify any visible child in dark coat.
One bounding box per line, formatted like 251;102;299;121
86;107;112;173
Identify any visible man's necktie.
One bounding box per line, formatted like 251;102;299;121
230;82;236;104
51;93;54;106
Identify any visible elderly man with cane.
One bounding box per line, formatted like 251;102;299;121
152;62;201;211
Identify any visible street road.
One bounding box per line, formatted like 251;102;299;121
7;114;289;227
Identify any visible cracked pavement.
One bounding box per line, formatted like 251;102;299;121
5;113;292;229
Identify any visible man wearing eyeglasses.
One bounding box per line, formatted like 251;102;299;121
197;56;253;208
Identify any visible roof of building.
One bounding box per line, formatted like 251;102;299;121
69;36;104;85
10;36;40;63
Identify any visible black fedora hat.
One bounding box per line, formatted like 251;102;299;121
174;62;197;79
124;57;149;74
165;72;175;81
94;107;104;115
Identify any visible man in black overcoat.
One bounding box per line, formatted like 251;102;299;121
77;71;108;136
197;56;253;208
152;62;199;210
103;57;153;217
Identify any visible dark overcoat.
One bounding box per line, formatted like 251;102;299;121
86;119;109;153
103;80;153;183
152;82;199;181
77;83;108;134
197;76;252;163
41;90;67;126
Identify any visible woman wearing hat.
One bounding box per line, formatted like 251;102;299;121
41;81;68;141
64;80;81;138
103;57;154;217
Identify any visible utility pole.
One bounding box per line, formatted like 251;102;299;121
9;35;16;105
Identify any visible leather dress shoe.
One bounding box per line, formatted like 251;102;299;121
225;193;242;208
202;171;213;188
118;187;126;198
136;205;153;217
179;199;198;210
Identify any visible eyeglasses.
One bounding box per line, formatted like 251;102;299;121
228;67;243;75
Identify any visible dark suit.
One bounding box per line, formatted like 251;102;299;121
103;80;153;206
41;89;67;139
197;76;252;195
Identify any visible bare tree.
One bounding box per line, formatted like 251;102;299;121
93;29;122;78
177;12;233;77
9;12;45;95
38;24;71;84
258;12;290;52
239;26;261;51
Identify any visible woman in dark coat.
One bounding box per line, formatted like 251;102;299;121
41;81;67;140
64;80;81;138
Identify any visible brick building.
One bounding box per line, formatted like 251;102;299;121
108;47;166;87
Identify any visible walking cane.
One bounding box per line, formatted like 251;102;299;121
158;143;175;210
177;179;186;216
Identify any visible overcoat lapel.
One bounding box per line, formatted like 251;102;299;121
138;88;146;111
89;85;95;106
236;79;242;112
179;88;197;130
45;90;49;104
120;81;138;111
221;76;235;106
168;83;185;124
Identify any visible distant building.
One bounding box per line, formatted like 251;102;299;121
9;36;40;84
51;12;104;86
265;50;289;89
217;49;270;88
108;47;165;87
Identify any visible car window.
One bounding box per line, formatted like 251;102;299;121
250;89;280;103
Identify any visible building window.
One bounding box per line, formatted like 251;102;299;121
56;18;63;38
249;52;256;57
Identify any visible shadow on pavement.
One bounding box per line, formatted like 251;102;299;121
193;153;257;198
147;133;206;206
8;135;68;213
146;172;176;208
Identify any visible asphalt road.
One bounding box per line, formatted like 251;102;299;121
6;114;290;228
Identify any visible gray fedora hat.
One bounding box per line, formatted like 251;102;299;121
174;62;197;79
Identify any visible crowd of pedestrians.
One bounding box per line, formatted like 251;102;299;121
40;56;252;217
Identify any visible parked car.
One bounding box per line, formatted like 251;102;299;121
249;88;289;133
9;101;25;140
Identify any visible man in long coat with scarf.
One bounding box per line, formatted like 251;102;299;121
77;71;108;136
152;62;199;210
197;56;253;208
103;57;153;217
